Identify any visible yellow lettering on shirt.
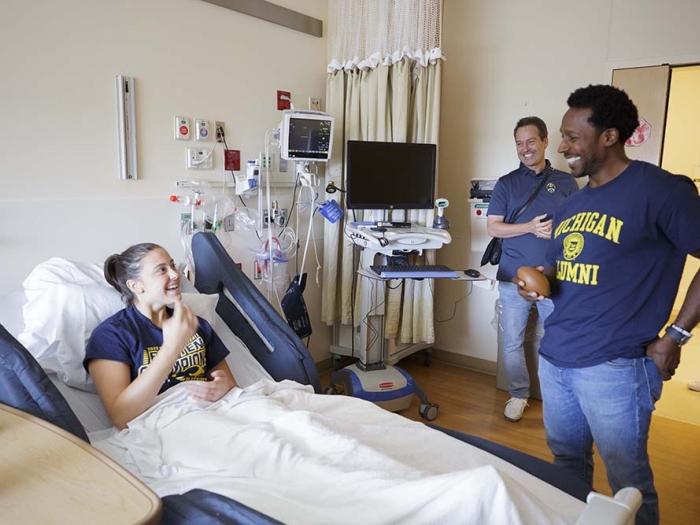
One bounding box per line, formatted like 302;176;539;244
556;260;600;285
555;212;623;245
138;333;208;381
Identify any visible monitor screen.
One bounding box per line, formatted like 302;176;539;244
346;140;436;209
280;111;334;162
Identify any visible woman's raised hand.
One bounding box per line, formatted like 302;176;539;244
162;299;198;356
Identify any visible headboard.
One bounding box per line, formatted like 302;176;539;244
191;232;322;393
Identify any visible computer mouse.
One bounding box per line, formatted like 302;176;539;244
464;269;481;278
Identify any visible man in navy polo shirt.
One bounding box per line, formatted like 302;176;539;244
487;117;578;422
520;84;700;525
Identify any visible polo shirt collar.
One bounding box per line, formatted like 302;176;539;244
518;159;552;178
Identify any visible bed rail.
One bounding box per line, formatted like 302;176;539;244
191;232;322;393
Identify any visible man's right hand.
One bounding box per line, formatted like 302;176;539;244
512;266;548;302
529;214;552;239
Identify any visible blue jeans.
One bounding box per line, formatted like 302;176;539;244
498;282;554;398
538;355;662;525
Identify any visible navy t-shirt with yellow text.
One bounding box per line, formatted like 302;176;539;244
540;161;700;367
84;305;229;394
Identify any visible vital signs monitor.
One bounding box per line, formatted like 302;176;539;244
280;110;334;163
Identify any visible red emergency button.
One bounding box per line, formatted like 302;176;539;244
476;209;483;216
180;125;189;136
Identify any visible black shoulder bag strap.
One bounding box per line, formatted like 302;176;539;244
505;166;553;224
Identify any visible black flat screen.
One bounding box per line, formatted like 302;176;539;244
346;141;436;209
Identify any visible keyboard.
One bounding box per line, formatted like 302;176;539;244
377;221;412;228
350;221;413;228
369;264;459;279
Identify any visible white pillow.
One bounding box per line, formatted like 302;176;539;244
19;257;218;392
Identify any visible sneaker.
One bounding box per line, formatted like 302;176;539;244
504;397;529;422
688;380;700;392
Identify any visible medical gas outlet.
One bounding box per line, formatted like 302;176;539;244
259;152;273;170
263;207;288;228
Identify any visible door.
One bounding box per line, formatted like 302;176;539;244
612;65;671;166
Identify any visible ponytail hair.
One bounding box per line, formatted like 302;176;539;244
104;243;162;305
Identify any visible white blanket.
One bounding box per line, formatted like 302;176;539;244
93;380;585;525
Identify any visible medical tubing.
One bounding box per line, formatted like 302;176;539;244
310;207;322;285
299;185;315;276
265;129;275;302
180;220;194;276
258;162;264;233
295;196;301;275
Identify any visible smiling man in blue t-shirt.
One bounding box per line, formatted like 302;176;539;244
516;85;700;525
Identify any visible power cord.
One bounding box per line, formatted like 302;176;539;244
190;142;218;166
432;280;474;323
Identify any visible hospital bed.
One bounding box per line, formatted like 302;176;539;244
0;232;641;524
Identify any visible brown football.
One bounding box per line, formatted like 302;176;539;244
516;266;551;297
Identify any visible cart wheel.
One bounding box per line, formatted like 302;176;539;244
419;402;439;421
325;383;346;395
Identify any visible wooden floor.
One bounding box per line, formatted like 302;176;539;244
322;354;700;525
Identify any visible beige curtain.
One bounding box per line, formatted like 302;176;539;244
321;59;442;345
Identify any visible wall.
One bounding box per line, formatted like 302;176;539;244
5;0;700;368
437;0;700;366
660;66;700;310
0;0;331;362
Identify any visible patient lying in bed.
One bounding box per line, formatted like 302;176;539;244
84;242;237;429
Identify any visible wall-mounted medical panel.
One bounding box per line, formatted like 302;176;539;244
116;75;137;180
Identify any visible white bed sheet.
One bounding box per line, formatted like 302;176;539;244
93;380;586;525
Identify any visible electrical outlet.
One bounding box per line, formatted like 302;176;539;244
259;152;273;170
309;97;322;111
262;208;288;228
253;260;262;280
277;90;291;110
215;121;225;143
